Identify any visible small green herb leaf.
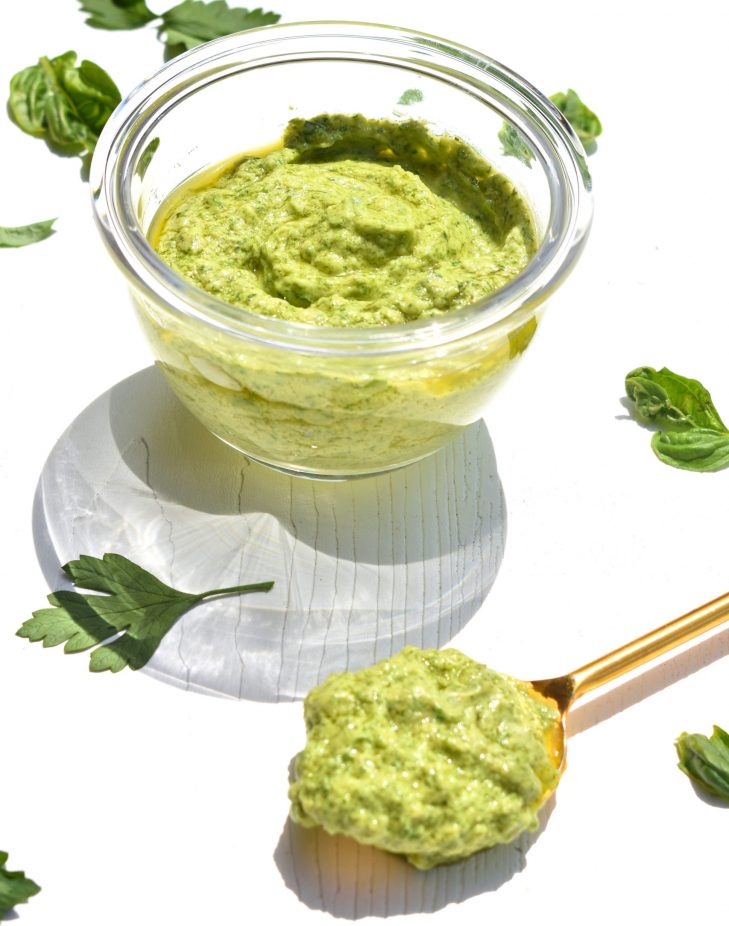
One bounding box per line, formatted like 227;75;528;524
7;60;51;136
498;122;533;167
500;87;601;165
651;428;729;473
0;218;56;247
397;88;423;106
8;52;121;173
158;1;280;59
18;553;274;673
625;366;727;432
625;366;729;472
0;851;41;918
550;89;602;154
676;726;729;800
79;0;157;29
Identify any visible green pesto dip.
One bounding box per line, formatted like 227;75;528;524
289;647;561;869
153;114;536;327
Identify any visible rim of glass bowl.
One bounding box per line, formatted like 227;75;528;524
91;20;593;359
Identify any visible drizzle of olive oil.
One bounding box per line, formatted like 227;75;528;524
147;137;284;250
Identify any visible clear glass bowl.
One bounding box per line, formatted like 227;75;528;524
91;21;592;478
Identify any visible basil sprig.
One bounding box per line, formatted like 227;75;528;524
625;366;729;472
499;88;602;166
8;51;121;175
676;726;729;801
550;89;602;154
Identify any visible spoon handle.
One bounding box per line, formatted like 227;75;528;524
569;590;729;703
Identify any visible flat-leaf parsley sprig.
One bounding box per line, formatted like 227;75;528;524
18;553;274;673
78;0;281;60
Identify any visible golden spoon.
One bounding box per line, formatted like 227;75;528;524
529;589;729;772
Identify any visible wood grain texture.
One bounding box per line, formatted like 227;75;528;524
34;366;506;700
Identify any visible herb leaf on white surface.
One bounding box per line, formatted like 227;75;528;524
0;851;41;918
676;726;729;800
159;1;280;58
625;366;729;472
500;88;601;163
626;366;726;432
0;218;56;247
78;0;281;59
650;429;729;472
549;89;602;153
8;51;121;174
18;553;274;673
79;0;157;30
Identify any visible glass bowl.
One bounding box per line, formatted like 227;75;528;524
91;21;592;479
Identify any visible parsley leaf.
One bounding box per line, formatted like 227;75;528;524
159;1;280;59
18;553;274;673
0;851;41;918
550;89;602;154
78;0;157;30
77;0;281;59
676;726;729;801
625;366;729;472
0;218;56;247
8;52;121;175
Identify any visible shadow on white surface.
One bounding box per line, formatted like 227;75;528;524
274;796;556;917
32;366;507;702
568;625;729;738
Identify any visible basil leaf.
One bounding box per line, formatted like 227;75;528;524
158;1;280;59
500;87;601;165
651;428;729;472
626;365;729;472
626;366;727;432
0;852;41;918
79;0;157;30
8;52;121;172
550;89;602;154
7;62;51;136
0;218;56;247
498;122;533;167
676;726;729;800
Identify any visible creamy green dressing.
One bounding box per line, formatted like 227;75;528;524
142;115;540;474
153;114;535;327
289;647;561;869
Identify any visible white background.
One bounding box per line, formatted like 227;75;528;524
2;1;729;924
